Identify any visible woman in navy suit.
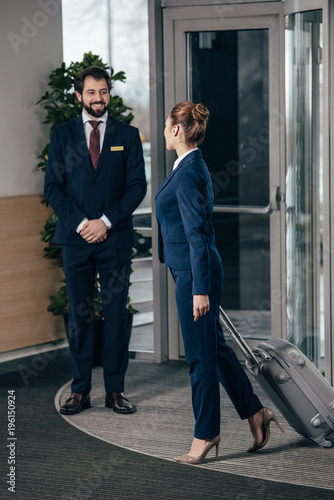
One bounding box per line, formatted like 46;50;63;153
155;102;283;464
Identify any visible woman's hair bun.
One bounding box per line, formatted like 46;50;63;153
169;101;209;145
192;103;210;123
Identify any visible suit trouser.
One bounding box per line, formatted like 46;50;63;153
171;266;263;439
62;244;132;395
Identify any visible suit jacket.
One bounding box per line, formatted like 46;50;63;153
155;149;221;294
44;115;147;248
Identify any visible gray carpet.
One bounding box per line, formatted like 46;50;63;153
57;359;334;491
1;349;334;499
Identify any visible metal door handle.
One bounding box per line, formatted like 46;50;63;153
213;204;272;215
213;186;283;215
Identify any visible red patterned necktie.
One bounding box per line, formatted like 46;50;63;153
88;120;102;168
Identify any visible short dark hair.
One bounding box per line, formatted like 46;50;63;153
74;66;112;94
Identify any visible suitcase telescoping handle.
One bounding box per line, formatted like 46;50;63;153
219;306;259;366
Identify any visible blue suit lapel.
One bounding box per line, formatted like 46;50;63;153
73;117;92;176
155;149;203;199
155;165;179;199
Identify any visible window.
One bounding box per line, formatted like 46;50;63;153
62;0;153;353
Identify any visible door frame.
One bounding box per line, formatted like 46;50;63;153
283;0;331;382
163;2;285;359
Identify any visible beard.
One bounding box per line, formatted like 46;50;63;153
81;99;109;118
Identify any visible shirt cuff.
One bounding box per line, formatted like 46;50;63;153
100;214;112;230
76;217;89;233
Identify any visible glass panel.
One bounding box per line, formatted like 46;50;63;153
285;10;324;370
62;0;153;352
187;30;270;337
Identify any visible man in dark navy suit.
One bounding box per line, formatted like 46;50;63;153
45;66;146;415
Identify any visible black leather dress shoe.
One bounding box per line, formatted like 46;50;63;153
105;392;133;414
60;393;91;415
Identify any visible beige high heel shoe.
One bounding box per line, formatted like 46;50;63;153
173;435;221;464
247;407;284;453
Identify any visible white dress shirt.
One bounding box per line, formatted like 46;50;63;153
82;109;108;151
173;148;198;170
76;110;111;233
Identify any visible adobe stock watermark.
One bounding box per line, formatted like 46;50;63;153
16;333;64;387
59;452;126;500
49;122;119;184
213;0;235;20
16;266;130;386
235;476;267;500
7;0;61;55
210;107;284;195
188;107;285;211
148;64;169;91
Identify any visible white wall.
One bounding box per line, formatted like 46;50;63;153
0;0;63;197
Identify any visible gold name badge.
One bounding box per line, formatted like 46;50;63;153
110;146;124;151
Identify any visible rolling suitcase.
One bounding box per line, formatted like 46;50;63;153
219;306;334;447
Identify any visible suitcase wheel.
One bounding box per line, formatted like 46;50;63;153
310;436;332;448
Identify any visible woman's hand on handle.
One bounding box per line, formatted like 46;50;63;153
193;294;210;322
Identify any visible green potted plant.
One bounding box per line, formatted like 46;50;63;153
38;52;138;364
